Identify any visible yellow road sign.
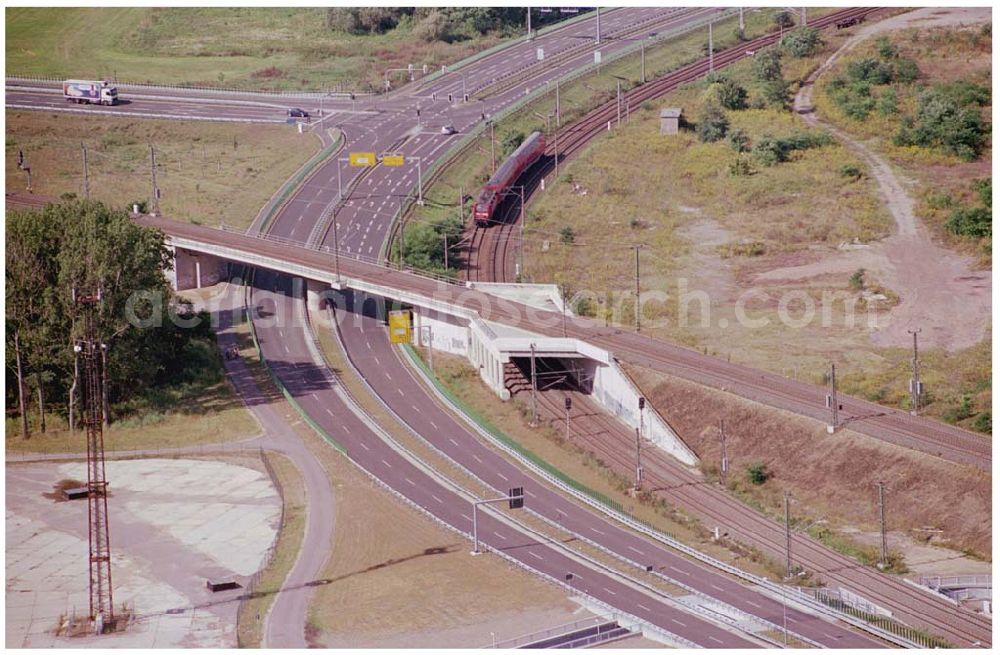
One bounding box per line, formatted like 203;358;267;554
388;310;412;344
382;154;405;167
349;152;377;167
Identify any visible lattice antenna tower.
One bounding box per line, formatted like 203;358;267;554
74;262;114;629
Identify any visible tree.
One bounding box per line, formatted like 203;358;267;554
728;127;751;153
773;10;795;29
753;48;783;83
501;130;525;157
894;89;989;160
697;102;729;142
760;79;791;109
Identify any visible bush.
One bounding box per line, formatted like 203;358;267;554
936;79;991;107
759;79;791;109
501;130;526;157
893;89;989;160
839;164;863;180
696;103;729;142
728;128;751;153
560;226;576;244
943;395;974;423
747;462;770;485
728;155;754;177
715;78;749;110
773;10;794;29
846;57;894;84
780;27;822;57
751;130;829;165
876;88;898;116
972;412;991;434
753;48;783;82
849;268;866;290
876;36;897;59
894;58;920;84
945;206;991;238
975;178;991;209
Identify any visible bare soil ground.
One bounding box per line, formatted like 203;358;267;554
792;6;991;352
627;364;991;565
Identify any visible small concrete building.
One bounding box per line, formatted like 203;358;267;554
660;108;682;135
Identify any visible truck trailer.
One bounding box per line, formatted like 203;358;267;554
63;79;118;106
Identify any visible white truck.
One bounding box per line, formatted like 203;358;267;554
63;79;118;106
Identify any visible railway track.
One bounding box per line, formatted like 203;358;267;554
459;5;989;471
516;359;991;647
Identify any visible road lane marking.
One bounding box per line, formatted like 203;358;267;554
527;551;543;561
745;600;761;608
359;442;370;450
627;546;644;555
381;459;392;468
448;438;459;446
325;408;335;416
708;636;723;644
603;587;616;596
430;494;444;504
429;420;438;429
472;454;482;463
668;566;690;576
637;603;651;612
671;618;687;627
412;405;422;414
404;477;415;486
493;531;507;540
590;527;605;535
711;584;725;592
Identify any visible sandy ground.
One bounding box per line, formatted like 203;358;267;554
5;458;279;648
785;6;992;351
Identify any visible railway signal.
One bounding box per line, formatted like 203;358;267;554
908;328;922;415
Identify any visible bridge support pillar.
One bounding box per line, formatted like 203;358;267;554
170;247;226;291
306;279;331;312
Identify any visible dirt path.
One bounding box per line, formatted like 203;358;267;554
775;7;992;351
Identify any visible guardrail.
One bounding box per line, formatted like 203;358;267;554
397;343;934;649
6;75;370;98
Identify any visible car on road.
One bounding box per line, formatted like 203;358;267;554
440;125;457;135
287;108;310;119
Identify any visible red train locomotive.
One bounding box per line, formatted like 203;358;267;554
473;131;546;227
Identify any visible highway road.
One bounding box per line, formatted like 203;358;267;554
248;269;760;648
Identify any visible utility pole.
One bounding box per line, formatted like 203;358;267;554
489;121;497;175
784;492;793;578
708;21;714;72
518;186;525;279
82;143;90;200
739;7;745;32
718;418;728;487
826;362;839;432
332;210;342;285
801;7;807;26
471;488;525;555
553;126;560;177
149;145;160;216
616;79;622;126
424;324;434;373
908;328;922;415
595;6;601;43
398;200;405;268
640;41;646;84
444;232;449;270
560;284;568;337
555;79;561;127
876;481;888;569
529;343;539;426
632;245;641;333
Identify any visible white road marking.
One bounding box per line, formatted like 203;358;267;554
461;513;472;521
671;618;687;627
708;636;723;644
590;527;605;535
472;454;482;463
493;531;507;540
745;600;761;609
637;603;651;612
430;494;444;504
359;442;370;450
429;420;438;429
603;587;616;596
627;546;644;555
669;566;690;576
381;459;392;468
325;408;335;416
710;584;725;592
497;472;508;482
448;438;459;446
527;551;544;561
404;477;415;486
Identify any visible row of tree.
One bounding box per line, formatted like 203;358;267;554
6;201;211;437
325;7;578;42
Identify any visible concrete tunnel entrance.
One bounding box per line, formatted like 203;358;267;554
505;356;596;397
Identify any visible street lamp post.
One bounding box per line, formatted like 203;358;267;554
471;488;526;555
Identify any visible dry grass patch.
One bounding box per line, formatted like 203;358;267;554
628;364;991;560
5;111;319;230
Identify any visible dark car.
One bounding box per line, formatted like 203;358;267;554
287;108;310;118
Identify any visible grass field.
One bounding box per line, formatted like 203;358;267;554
5;111;319;230
5;7;505;91
402;7;830;273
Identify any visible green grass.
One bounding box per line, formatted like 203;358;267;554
6;7;506;91
5;110;319;230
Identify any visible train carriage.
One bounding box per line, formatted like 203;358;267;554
473;131;546;226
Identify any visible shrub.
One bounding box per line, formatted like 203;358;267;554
876;36;897;59
501;130;526;157
715;78;749;110
780;28;822;57
893;58;920;84
696;103;729;142
728;155;754;177
760;79;791;109
876;88;898;116
560;226;576;244
936;79;991;107
753;49;783;82
839;164;863;180
751;130;828;165
728;128;751;153
943;394;974;423
846;57;893;84
945;206;991;238
975;178;991;209
849;268;866;290
972;412;991;434
893;89;989;160
773;10;795;29
747;462;770;485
